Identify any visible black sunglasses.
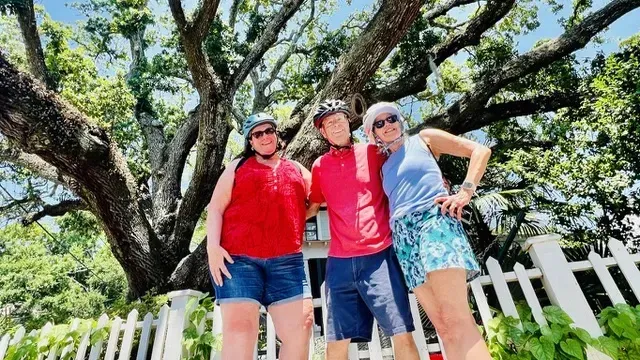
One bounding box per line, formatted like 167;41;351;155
251;127;276;139
373;114;398;129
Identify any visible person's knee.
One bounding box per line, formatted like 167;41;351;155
223;315;258;339
434;307;472;343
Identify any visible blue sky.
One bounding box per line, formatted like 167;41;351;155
39;0;640;56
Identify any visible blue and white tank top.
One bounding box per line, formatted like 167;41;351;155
382;135;449;223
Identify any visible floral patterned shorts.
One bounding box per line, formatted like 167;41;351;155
392;206;480;290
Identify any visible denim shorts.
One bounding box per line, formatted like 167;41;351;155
393;206;481;290
212;252;311;307
324;246;415;343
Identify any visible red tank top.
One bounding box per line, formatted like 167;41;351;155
221;157;306;258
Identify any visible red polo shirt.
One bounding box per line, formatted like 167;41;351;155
309;143;392;257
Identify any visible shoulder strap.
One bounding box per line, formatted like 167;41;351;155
232;157;250;188
235;156;249;173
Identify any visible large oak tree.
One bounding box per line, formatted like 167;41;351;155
0;0;638;297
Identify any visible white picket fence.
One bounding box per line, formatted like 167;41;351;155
0;234;638;360
470;234;640;360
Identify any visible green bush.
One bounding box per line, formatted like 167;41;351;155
486;302;640;360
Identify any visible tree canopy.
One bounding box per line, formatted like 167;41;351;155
0;0;639;298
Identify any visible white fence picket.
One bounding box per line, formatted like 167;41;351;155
104;317;123;360
37;322;54;360
9;326;25;345
266;313;276;360
150;304;170;360
59;318;80;359
469;278;492;334
368;322;383;360
408;294;429;359
118;309;139;360
608;238;640;301
513;263;547;326
0;334;10;360
88;313;110;360
588;251;626;305
136;312;155;360
486;257;520;327
75;322;92;360
209;305;223;360
347;343;359;360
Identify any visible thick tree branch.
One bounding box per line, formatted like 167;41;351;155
14;0;54;89
168;0;221;95
425;0;640;133
0;54;171;296
126;29;167;181
152;105;200;236
230;0;305;93
409;92;582;135
228;0;242;32
167;239;211;292
191;0;222;41
22;199;87;226
373;0;515;102
424;0;476;19
284;0;427;167
0;144;74;189
231;106;246;127
168;99;230;258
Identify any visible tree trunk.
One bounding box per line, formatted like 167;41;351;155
0;55;170;297
284;0;426;168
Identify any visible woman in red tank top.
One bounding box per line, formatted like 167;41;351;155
206;113;314;360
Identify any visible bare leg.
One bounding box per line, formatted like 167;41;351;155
268;298;315;360
390;332;420;360
325;339;350;360
220;302;260;360
413;269;491;360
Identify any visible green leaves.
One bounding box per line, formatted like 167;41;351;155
559;339;584;360
488;302;640;360
529;336;555;360
597;303;640;359
543;306;574;326
488;303;591;360
183;294;221;360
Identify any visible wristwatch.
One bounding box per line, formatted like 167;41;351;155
461;181;476;193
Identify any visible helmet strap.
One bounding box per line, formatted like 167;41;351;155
374;133;403;156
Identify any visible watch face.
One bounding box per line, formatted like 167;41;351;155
462;181;474;189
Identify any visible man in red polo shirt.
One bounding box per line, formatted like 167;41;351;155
307;100;419;360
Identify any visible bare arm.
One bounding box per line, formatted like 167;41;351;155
420;129;491;219
420;128;491;187
306;202;321;220
206;158;240;285
293;160;312;196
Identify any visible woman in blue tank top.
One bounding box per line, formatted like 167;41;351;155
363;102;492;360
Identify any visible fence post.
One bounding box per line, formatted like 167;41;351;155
163;289;204;360
523;234;602;337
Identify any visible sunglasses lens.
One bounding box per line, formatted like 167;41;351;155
373;115;399;129
251;127;275;139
